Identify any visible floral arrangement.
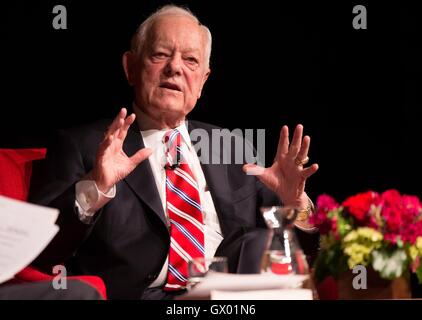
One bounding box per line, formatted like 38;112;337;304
311;189;422;283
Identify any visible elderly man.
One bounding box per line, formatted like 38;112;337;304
31;5;318;299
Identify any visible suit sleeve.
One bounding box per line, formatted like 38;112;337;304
29;129;101;272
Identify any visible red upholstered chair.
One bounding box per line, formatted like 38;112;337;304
0;148;107;299
0;148;46;201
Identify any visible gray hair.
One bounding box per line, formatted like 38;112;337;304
130;5;212;68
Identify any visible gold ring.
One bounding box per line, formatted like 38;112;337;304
294;157;309;166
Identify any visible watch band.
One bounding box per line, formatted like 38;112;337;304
295;197;315;221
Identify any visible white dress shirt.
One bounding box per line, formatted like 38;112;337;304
75;121;223;287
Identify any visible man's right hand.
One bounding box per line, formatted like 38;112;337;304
91;108;153;193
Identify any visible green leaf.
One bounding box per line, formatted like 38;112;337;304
314;243;348;282
336;213;353;238
372;249;408;280
396;237;404;248
416;263;422;285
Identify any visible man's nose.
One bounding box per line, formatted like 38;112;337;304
164;54;182;77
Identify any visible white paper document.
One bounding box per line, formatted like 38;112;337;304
0;196;59;284
179;271;311;300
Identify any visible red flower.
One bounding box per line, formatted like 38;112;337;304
315;190;422;243
342;191;380;222
315;189;422;283
381;189;402;207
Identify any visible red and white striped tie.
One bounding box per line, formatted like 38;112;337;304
163;129;205;291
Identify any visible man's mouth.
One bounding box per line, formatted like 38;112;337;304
159;82;182;92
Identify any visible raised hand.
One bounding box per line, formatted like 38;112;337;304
243;124;319;210
91;108;153;193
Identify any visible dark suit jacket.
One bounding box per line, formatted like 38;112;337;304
29;119;316;299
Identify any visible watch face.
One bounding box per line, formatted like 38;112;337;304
296;209;310;222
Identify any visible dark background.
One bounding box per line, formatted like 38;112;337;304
0;1;421;201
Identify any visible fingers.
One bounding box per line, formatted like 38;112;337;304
276;126;289;159
104;107;137;144
296;135;310;162
117;113;136;140
301;163;319;179
98;108;135;158
288;124;303;158
106;108;127;138
130;147;153;166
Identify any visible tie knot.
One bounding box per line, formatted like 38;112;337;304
163;129;180;146
164;129;181;169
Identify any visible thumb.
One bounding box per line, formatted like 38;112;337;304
243;163;276;192
243;163;266;176
130;147;153;166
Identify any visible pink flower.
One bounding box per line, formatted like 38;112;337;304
317;194;339;212
399;220;422;244
378;190;422;244
384;233;399;245
311;194;339;235
382;207;402;233
381;189;402;206
315;189;422;283
402;195;421;217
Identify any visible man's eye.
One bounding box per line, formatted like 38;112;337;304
153;52;168;58
185;57;198;64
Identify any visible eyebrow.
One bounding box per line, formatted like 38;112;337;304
151;42;201;54
182;47;200;54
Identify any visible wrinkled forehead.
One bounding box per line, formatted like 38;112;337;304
145;15;207;53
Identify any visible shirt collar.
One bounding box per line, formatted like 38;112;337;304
133;102;193;151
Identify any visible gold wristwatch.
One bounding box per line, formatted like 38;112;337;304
296;198;315;221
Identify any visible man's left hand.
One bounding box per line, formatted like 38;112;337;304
243;124;319;210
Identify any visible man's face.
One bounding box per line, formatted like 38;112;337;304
125;15;210;121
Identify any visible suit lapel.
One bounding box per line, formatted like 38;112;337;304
123;123;168;228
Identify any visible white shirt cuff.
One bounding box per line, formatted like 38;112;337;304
75;180;116;220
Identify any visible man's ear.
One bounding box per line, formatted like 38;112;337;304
122;51;135;86
197;68;211;99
